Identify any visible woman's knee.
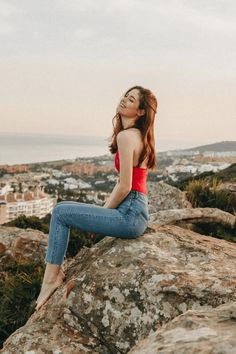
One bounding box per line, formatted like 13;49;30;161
53;202;67;215
53;201;71;211
55;201;68;208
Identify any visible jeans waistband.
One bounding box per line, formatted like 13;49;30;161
130;190;148;202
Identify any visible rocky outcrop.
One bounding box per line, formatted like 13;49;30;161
0;226;47;268
128;301;236;353
148;207;236;229
216;181;236;211
147;181;192;214
1;224;236;353
215;181;236;195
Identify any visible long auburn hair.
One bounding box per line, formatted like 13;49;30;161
107;85;158;170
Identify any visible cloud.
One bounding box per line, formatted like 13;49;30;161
0;0;22;18
0;0;23;36
58;0;236;40
0;20;15;34
58;0;102;12
74;27;96;40
144;1;236;37
168;2;236;36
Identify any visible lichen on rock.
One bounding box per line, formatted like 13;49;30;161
1;223;236;353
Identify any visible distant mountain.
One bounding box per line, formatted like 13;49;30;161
183;141;236;153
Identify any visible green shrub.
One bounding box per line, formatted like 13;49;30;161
192;222;236;243
186;178;211;208
186;176;235;213
3;214;50;234
0;260;44;349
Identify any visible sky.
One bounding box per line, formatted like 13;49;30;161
0;0;235;151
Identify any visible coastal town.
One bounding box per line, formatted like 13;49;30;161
0;141;236;225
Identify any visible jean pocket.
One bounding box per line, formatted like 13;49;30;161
127;210;148;236
135;207;149;223
117;195;134;216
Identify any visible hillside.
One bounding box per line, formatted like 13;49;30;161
184;140;236;153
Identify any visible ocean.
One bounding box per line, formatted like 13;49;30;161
0;132;210;166
0;132;109;165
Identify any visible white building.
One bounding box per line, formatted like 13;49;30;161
47;178;60;185
0;184;14;195
0;189;57;225
63;177;91;190
52;169;71;178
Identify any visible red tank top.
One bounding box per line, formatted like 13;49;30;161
114;150;148;195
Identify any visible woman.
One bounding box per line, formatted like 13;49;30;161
35;85;158;311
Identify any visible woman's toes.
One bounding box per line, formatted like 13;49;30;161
60;269;66;280
35;276;64;310
35;289;56;311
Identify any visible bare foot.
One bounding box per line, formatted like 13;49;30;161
36;269;66;304
59;269;66;280
35;270;65;311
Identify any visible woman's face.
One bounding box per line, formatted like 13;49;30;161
116;88;144;118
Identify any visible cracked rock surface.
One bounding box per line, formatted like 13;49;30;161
1;224;236;353
128;301;236;354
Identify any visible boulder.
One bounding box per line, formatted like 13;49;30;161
148;206;236;230
147;181;192;214
128;301;236;354
0;226;47;268
1;224;236;353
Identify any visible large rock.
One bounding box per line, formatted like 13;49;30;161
215;181;236;196
148;206;236;229
0;226;47;268
216;181;236;215
147;181;192;214
128;301;236;354
1;225;236;353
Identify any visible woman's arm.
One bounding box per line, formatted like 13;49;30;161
103;181;130;208
103;130;136;209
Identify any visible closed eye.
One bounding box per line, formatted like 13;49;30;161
125;95;134;102
124;93;136;102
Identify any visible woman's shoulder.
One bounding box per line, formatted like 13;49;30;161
117;128;141;140
117;128;139;144
116;128;147;168
117;129;143;150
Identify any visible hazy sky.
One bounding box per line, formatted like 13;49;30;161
0;0;235;150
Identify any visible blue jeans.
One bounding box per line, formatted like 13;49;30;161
44;190;149;265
